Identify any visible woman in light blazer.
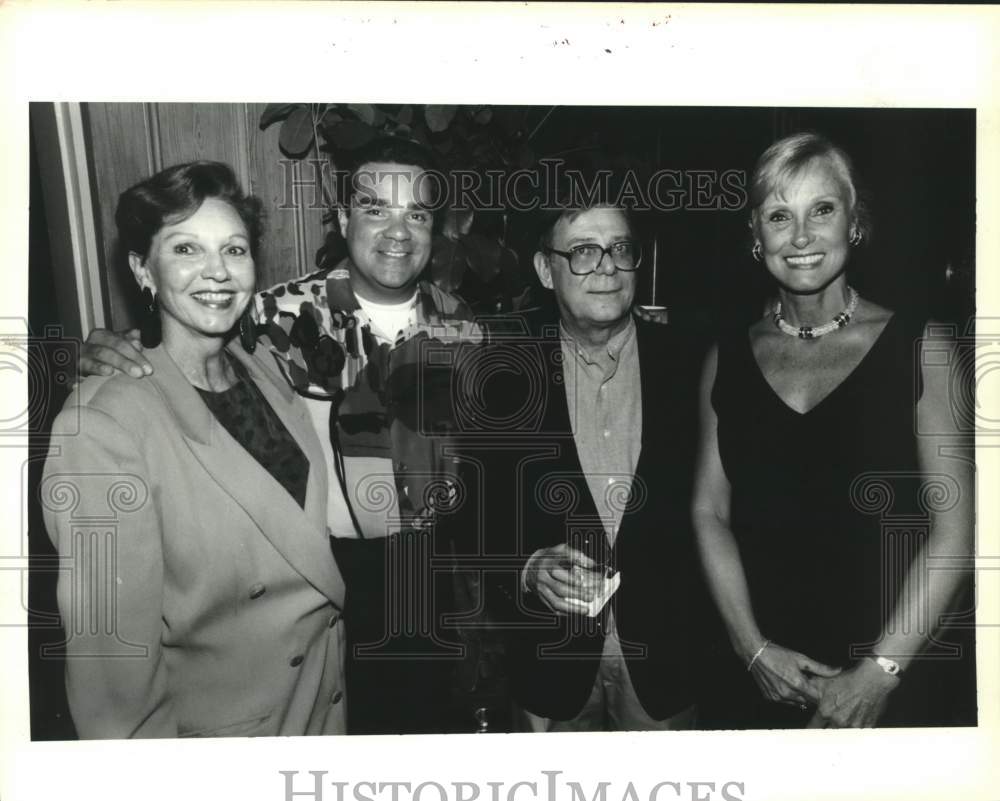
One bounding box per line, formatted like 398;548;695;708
41;161;347;738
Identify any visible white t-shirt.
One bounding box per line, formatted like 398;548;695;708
355;292;418;344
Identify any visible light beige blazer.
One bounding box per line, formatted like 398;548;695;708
41;342;347;738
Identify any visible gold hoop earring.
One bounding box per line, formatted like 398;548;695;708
850;228;863;246
752;241;763;262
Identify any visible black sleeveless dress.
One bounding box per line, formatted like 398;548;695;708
706;312;976;728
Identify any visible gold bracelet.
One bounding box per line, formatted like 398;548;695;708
747;639;771;672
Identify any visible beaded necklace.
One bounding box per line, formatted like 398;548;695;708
772;287;859;340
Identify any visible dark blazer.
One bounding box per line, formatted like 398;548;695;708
468;317;707;721
41;342;347;738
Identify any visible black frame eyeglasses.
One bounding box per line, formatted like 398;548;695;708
544;241;643;275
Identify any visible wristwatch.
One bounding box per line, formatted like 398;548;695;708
870;655;902;676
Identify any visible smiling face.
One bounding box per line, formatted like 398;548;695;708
338;161;434;304
129;196;255;348
534;206;637;340
756;157;854;294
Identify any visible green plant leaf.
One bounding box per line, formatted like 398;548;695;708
425;105;457;133
279;108;316;158
498;245;520;280
328;120;376;150
320;107;343;127
411;124;430;147
259;103;300;130
430;235;467;294
509;285;536;312
516;143;535;169
473;107;493;125
347;104;376;125
461;233;502;283
493;108;524;137
442;208;474;240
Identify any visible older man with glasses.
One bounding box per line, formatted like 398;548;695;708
460;198;708;732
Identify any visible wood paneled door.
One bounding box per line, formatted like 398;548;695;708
83;102;331;330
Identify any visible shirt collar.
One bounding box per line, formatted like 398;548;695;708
560;316;636;367
326;257;431;320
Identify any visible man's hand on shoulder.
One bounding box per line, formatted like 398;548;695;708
80;328;153;379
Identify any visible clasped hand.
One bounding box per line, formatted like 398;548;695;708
750;643;899;727
805;658;900;728
748;642;841;709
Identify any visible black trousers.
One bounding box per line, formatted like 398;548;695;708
330;531;465;735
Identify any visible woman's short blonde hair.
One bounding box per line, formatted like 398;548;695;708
749;132;871;242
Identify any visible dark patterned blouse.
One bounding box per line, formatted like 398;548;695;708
197;355;309;509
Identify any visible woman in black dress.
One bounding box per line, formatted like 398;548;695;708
692;133;974;728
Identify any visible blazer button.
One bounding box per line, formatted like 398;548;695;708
328;612;341;628
249;583;266;599
290;655;304;667
331;690;344;705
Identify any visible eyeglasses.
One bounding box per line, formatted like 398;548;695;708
544;241;643;275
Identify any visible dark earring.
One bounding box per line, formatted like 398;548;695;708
139;287;161;348
238;305;258;353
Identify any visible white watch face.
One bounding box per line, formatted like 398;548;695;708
875;656;901;675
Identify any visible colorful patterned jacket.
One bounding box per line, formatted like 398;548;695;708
254;260;483;540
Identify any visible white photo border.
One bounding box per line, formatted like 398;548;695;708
1;4;997;801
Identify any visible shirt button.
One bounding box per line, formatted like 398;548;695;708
328;612;341;628
331;690;344;705
290;655;304;668
603;429;610;438
249;583;266;599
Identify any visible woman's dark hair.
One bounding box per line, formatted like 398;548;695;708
115;161;264;261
